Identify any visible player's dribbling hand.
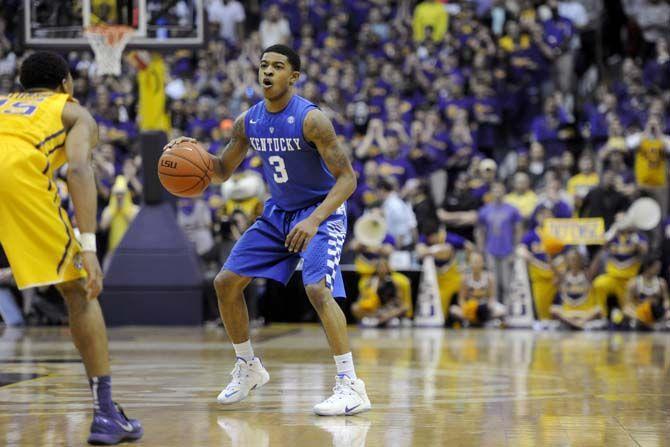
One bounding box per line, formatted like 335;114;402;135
81;252;104;300
163;136;197;151
285;217;319;253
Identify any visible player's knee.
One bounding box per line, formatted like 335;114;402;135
213;270;246;296
305;283;331;309
56;280;88;310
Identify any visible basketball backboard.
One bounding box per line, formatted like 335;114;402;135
23;0;205;50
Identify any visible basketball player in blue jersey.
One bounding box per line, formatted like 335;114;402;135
167;45;370;415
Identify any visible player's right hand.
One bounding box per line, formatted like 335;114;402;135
81;252;103;300
163;136;197;151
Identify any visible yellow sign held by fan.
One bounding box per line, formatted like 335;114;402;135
542;218;605;245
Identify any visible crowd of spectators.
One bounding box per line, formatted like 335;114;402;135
1;0;670;329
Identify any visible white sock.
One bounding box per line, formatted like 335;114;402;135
233;340;254;362
334;352;357;380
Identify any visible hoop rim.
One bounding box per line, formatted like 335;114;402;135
84;24;135;43
84;24;135;34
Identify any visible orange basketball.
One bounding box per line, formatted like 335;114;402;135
158;140;213;197
541;233;565;256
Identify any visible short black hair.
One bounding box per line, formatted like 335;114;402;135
20;51;70;90
261;44;301;72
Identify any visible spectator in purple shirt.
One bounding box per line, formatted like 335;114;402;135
530;95;571;159
471;79;502;159
643;38;670;93
476;181;523;304
540;0;576;101
375;134;417;187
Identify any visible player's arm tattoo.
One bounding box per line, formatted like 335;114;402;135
302;109;357;224
212;112;249;184
304;109;353;177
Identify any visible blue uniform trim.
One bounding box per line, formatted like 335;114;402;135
223;199;347;298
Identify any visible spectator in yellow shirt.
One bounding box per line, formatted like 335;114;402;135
351;256;412;326
504;171;538;219
567;153;599;213
413;0;448;43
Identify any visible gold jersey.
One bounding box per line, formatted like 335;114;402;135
0;91;70;170
0;91;85;289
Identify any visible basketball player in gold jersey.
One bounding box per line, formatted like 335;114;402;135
0;52;142;445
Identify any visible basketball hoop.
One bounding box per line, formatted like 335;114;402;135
84;25;134;76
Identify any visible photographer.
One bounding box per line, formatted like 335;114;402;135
351;256;411;328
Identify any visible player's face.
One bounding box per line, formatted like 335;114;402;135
259;53;299;101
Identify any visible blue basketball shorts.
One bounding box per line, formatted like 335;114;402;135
223;198;347;298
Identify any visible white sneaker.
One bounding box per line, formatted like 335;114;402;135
217;357;270;404
313;376;372;416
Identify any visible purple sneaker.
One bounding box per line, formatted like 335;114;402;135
87;402;143;445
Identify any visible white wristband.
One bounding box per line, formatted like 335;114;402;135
80;233;97;252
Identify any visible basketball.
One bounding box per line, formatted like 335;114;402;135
541;233;565;256
158;139;213;198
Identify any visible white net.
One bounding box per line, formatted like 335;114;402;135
85;26;134;76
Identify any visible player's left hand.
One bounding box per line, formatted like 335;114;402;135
285;217;320;253
163;136;197;151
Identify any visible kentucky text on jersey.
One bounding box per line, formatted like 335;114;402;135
249;137;302;152
244;95;336;211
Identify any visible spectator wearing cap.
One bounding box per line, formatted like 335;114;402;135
476;181;523;304
470;158;498;202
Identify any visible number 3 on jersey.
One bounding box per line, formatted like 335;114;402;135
268;155;288;184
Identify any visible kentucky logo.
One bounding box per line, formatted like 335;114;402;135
269;127;275;134
287;116;295;124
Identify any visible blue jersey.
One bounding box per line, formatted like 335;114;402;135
244;95;336;211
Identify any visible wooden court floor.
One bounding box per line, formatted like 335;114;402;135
1;325;670;447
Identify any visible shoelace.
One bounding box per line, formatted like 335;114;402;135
327;379;355;402
229;362;244;387
112;402;131;423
